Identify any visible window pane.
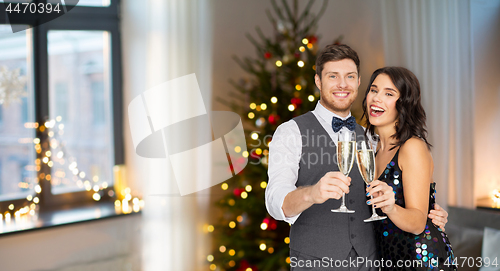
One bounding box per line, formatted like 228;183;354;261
45;0;111;7
0;25;36;201
48;30;114;194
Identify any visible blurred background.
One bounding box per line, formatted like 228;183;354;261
0;0;498;270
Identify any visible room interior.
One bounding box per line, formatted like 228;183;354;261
0;0;498;270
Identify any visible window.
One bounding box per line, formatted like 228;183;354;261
0;1;123;212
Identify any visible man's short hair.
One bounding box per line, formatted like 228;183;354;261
315;44;360;78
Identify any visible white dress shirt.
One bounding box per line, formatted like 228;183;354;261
265;101;360;224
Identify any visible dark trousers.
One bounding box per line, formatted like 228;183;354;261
290;248;379;271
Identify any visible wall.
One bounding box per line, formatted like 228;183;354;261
472;0;500;201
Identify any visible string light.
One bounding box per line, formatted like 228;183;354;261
249;103;257;110
270;96;278;103
284;237;290;244
228;249;236;256
234;146;241;153
219;246;226;253
307;43;313;49
221;183;228;190
259;243;267;251
295;84;302;91
260;223;268;230
302;38;309;44
245;185;252;192
260;181;267;189
251;133;259;140
260;103;267;110
288;104;295;111
297;61;304;67
299;46;305;52
248;112;255;119
229;221;236;228
275;60;282;67
241;192;248;199
308;95;315;102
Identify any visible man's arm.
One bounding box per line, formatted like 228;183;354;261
265;121;351;223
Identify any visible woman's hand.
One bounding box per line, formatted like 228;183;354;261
366;180;396;214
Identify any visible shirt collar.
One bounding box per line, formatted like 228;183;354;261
313;101;352;124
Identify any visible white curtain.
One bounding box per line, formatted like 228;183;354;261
121;0;213;270
380;0;474;208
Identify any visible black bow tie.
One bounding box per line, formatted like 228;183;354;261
332;116;356;132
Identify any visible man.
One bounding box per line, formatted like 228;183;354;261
265;44;448;270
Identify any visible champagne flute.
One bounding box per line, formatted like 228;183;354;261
331;130;356;213
356;140;387;222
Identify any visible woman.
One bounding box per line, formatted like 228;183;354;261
363;67;456;270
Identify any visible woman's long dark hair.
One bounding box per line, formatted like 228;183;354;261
361;67;432;150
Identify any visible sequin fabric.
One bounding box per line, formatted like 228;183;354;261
374;149;457;270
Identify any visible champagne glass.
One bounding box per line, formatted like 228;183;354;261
331;130;356;213
356;140;387;222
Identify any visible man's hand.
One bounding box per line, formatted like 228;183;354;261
308;172;351;204
366;180;396;214
428;203;448;232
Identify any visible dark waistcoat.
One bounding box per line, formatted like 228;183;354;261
289;112;377;261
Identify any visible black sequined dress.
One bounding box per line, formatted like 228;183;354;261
374;149;457;270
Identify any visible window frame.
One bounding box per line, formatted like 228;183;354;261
0;0;123;210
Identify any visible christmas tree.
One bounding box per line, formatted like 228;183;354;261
210;1;342;270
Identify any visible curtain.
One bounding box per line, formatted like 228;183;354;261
121;0;213;270
380;0;474;208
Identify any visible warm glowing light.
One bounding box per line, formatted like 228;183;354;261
260;103;267;110
295;84;302;91
260;181;267;189
93;185;100;192
93;175;99;182
302;38;309;44
270;97;278;104
241;191;248;199
125;187;131;194
261;223;268;230
245;185;252;192
228;199;235;206
27;195;33;201
93;193;101;201
248;112;255;119
102;182;108;189
35;185;42;194
45;151;52;157
33;138;40;144
115;200;121;207
8;204;14;210
42;157;49;163
255;148;262;155
209;264;216;271
246;268;252;271
234;146;241;153
125;194;132;201
33;197;39;204
237;215;243;222
207;225;214;232
229;221;236;228
207;255;214;262
219;245;226;253
228;249;236;256
249;103;256;110
299;46;305;52
284;237;290;244
308;95;315;102
221;183;229;190
297;61;305;67
259;243;267;251
48;161;54;167
307;43;313;49
286;257;291;264
79;172;86;178
288;104;295;111
251;132;259;140
229;261;235;267
275;60;282;67
268;247;274;254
